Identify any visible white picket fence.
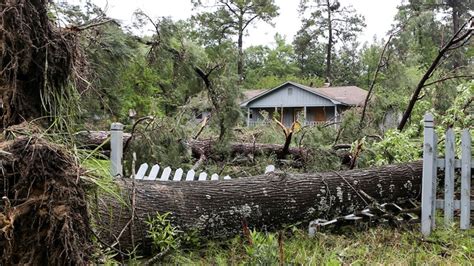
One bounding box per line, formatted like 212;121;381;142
132;163;276;181
421;113;472;236
109;122;276;181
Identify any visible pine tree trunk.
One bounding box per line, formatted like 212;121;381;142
325;0;333;83
237;29;244;82
94;161;422;253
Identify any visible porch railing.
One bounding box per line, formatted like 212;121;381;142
248;120;328;127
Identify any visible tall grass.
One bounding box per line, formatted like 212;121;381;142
165;226;473;265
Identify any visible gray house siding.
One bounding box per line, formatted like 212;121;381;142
247;84;335;108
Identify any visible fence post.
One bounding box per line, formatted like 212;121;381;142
421;113;436;236
110;122;124;177
431;131;438;230
460;129;471;230
444;128;455;225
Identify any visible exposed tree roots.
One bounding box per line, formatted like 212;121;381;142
0;136;92;265
0;0;83;128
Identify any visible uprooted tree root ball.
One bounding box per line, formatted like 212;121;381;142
0;0;85;128
0;136;92;265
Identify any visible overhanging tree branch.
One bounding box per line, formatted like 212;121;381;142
242;14;260;31
397;16;473;131
74;18;117;31
422;75;473;88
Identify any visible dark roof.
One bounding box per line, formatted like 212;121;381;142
240;81;367;107
309;86;368;106
242;89;265;101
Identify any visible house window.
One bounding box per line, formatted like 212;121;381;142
288;87;293;95
249;111;253;119
196;113;203;119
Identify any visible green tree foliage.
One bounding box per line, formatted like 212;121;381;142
55;2;148;124
389;1;473;115
297;0;365;83
191;0;279;80
244;34;302;88
80;23;144;120
133;12;222;116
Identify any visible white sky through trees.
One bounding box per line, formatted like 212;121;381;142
63;0;401;47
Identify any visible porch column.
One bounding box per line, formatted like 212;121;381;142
280;106;284;123
247;108;250;127
303;106;307;126
334;105;338;129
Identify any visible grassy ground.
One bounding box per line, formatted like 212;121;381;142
163;225;473;265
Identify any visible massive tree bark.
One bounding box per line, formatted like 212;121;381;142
95;161;422;253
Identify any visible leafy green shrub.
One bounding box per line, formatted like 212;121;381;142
244;230;279;264
146;212;179;253
368;129;421;166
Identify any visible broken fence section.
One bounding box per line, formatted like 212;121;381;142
308;202;419;236
421;113;472;236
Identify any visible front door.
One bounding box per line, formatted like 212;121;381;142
314;107;326;122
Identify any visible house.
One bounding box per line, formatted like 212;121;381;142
240;81;368;127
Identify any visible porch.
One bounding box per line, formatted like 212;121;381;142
246;106;339;128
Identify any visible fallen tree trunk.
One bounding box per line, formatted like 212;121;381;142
95;161;422;254
75;131;345;161
189;139;310;159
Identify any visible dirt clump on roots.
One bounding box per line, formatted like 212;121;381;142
0;0;84;128
0;136;92;265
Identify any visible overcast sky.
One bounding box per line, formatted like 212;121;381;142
64;0;402;47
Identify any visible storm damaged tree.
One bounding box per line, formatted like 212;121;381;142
95;161;424;253
191;0;279;81
133;12;204;115
0;1;112;264
194;62;241;143
0;0;118;128
134;11;241;142
0;0;83;128
397;16;473;131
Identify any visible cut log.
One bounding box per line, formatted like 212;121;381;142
94;161;422;253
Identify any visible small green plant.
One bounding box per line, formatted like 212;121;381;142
180;229;202;250
244;230;279;264
146;212;179;253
